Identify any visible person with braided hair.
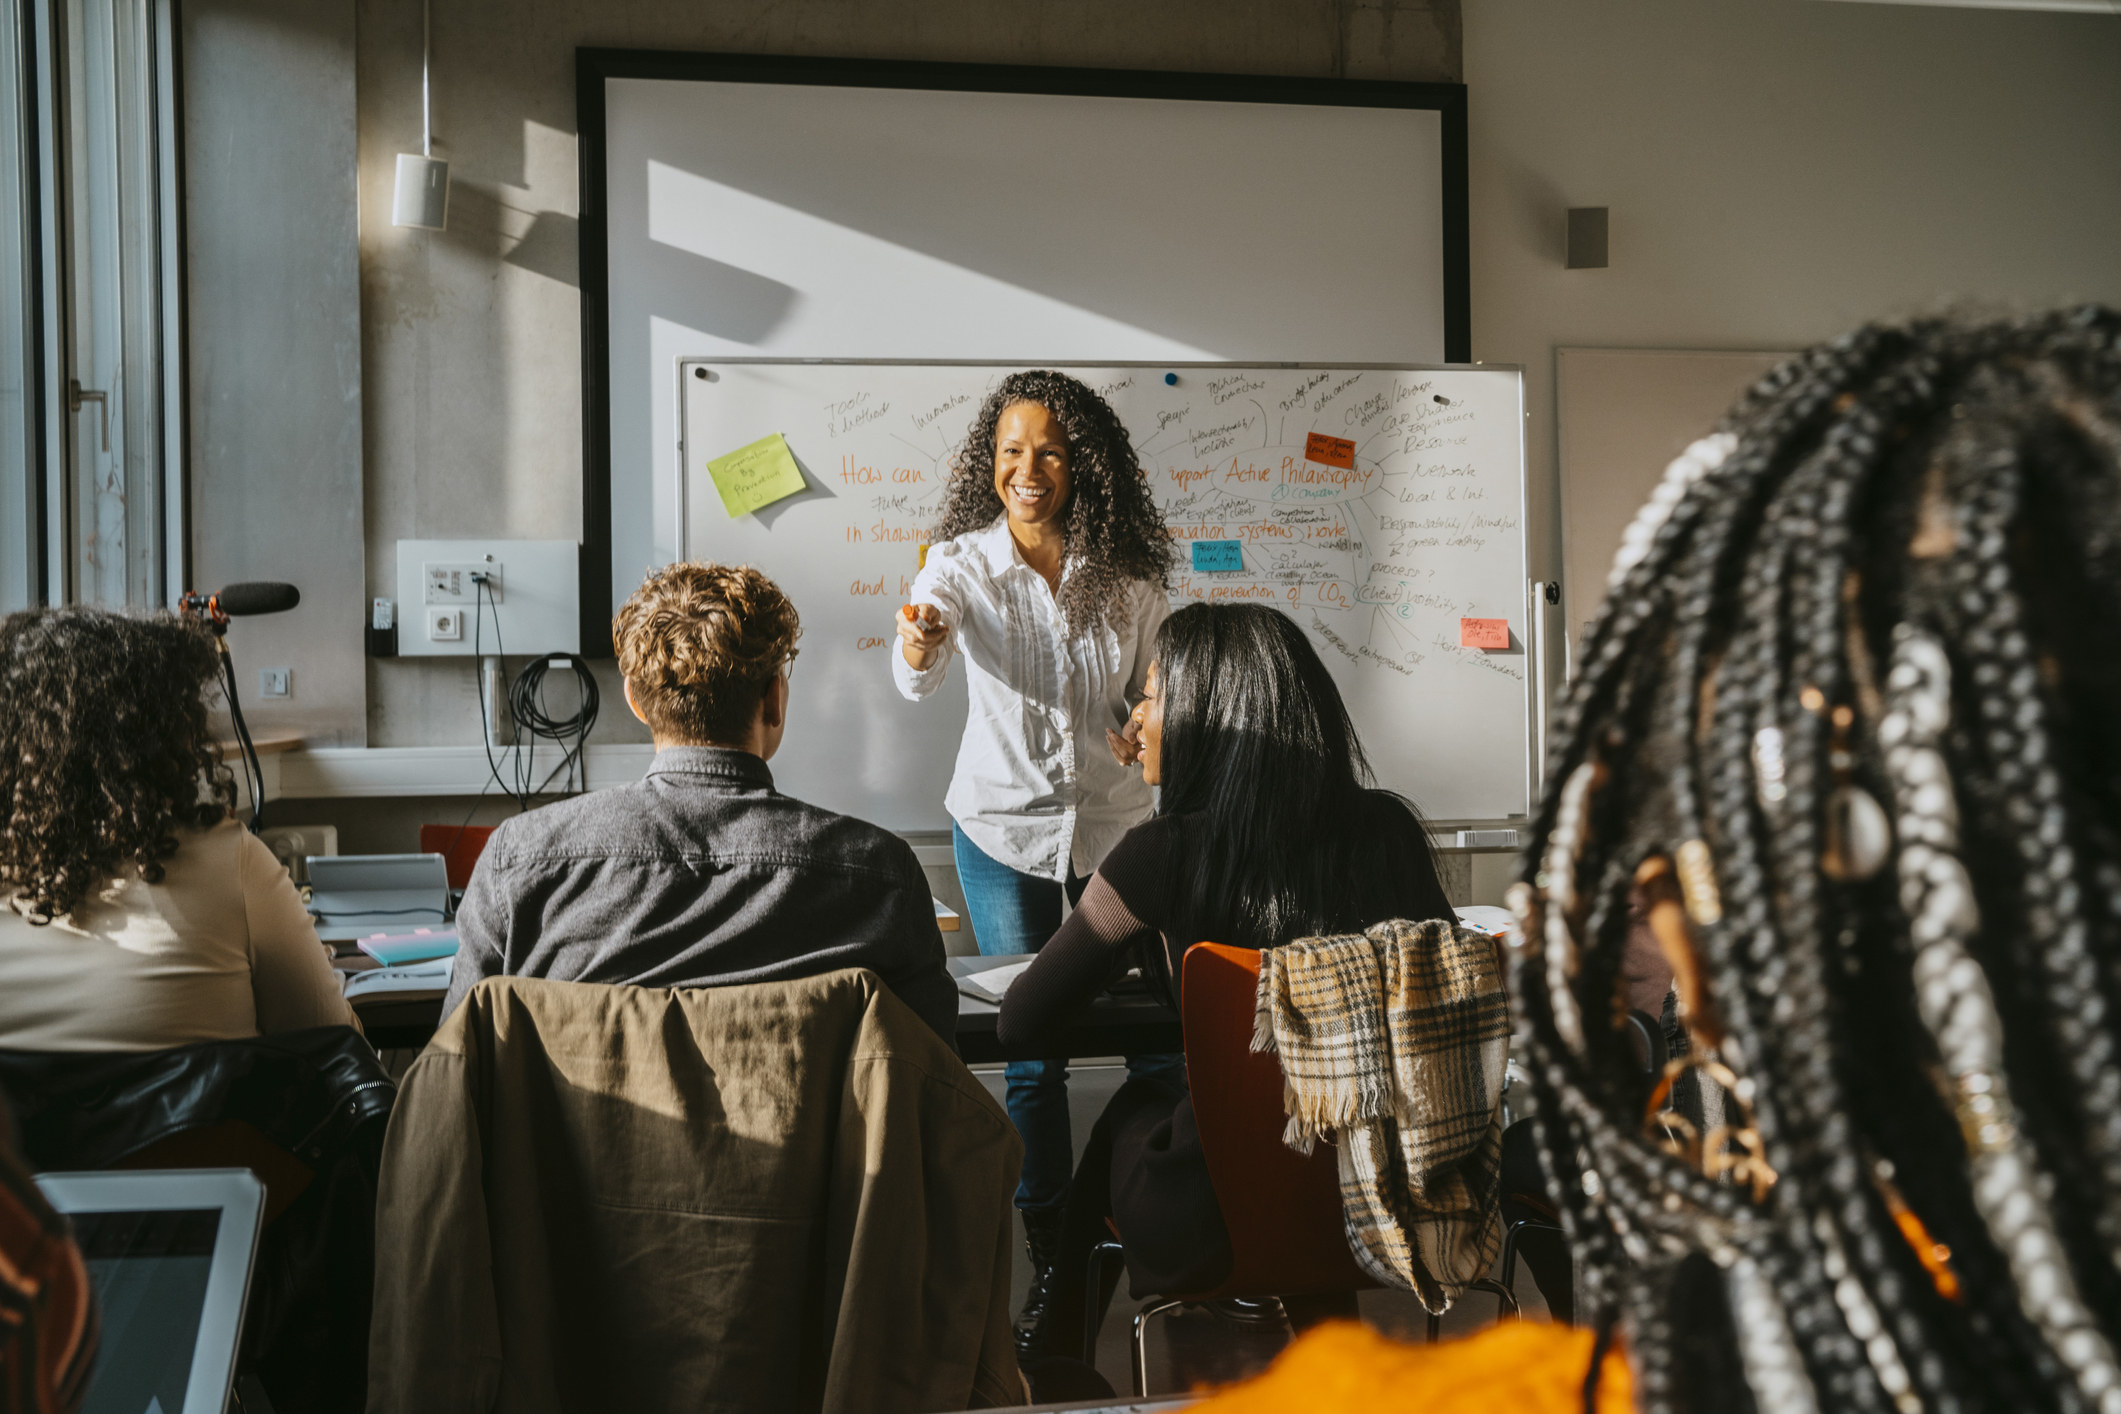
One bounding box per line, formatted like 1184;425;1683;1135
1167;308;2121;1413
892;369;1181;1352
1497;307;2121;1413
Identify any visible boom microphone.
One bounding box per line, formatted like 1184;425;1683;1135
212;582;301;616
175;580;299;835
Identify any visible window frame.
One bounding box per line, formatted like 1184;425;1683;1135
3;0;187;612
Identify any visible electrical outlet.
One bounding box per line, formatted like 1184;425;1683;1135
258;667;292;699
429;607;463;642
424;560;501;605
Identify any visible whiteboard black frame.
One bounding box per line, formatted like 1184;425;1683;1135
576;48;1471;653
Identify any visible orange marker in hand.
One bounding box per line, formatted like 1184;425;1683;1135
897;602;948;668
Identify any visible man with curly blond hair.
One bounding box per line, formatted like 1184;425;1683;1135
443;562;955;1044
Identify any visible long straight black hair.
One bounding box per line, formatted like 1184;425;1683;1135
1152;602;1451;952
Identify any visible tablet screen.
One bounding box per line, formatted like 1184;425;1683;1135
69;1208;222;1414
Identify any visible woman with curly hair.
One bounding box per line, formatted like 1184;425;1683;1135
892;369;1177;1348
0;607;355;1050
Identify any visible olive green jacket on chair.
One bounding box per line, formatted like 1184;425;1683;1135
366;971;1022;1413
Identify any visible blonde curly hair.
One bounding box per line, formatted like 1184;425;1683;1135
613;562;801;744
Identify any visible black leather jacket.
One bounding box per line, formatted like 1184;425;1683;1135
0;1027;395;1414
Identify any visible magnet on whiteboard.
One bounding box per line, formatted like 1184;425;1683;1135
1164;373;1179;386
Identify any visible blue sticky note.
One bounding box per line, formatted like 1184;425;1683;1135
1191;540;1243;573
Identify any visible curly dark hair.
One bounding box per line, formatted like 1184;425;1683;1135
0;607;235;924
932;370;1172;630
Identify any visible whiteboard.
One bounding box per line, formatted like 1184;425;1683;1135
677;361;1529;831
594;68;1458;634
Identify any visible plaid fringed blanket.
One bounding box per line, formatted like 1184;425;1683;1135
1253;918;1511;1314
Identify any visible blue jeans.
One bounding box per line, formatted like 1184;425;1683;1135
953;822;1187;1214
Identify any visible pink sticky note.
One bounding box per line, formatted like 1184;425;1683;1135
1460;618;1510;650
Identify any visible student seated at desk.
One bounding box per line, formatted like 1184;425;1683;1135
0;608;357;1050
444;562;957;1044
998;601;1453;1387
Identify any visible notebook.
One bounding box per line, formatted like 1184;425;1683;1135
354;927;460;966
956;958;1037;1005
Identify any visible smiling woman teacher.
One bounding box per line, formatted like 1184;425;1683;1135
892;369;1177;1352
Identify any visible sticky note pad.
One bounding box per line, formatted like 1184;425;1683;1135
1304;432;1356;469
1460;617;1510;650
1191;540;1244;573
706;432;808;517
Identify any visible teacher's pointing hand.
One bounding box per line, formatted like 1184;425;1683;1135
898;603;949;670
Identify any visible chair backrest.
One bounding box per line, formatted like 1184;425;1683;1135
1181;942;1374;1298
418;823;495;890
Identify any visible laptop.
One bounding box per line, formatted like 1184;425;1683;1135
305;852;451;944
34;1168;266;1414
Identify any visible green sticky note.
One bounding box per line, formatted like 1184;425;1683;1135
705;432;808;517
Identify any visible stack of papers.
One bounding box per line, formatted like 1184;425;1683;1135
343;956;452;1001
956;959;1036;1005
1454;905;1515;937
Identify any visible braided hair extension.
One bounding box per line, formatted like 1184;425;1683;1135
0;607;236;924
1509;310;2121;1414
932;370;1173;632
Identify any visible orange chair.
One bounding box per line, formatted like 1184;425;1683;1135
1092;942;1516;1393
418;823;495;891
1089;943;1359;1391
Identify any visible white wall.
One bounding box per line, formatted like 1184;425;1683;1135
1463;0;2121;587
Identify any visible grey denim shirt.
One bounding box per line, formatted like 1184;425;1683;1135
444;747;957;1048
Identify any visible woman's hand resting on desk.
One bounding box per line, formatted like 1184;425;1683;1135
897;603;949;670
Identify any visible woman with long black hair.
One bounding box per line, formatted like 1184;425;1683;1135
997;601;1454;1388
893;369;1179;1345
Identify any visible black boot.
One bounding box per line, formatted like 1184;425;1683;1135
1014;1207;1065;1360
1015;1209;1120;1402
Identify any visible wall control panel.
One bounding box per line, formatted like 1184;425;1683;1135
393;539;578;657
424;561;502;605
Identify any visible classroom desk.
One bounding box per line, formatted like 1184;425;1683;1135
950;953;1181;1066
350;952;1180;1060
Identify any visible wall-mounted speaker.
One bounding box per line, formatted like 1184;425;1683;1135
392;153;449;230
1566;207;1608;269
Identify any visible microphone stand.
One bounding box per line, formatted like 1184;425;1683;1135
182;593;268;832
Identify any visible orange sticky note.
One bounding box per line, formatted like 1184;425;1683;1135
1304;432;1355;469
1460;617;1510;650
